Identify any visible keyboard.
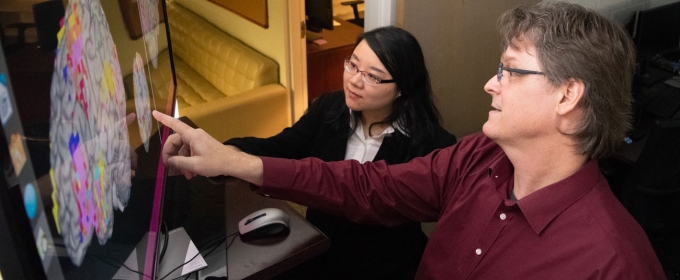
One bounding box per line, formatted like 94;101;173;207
645;83;680;118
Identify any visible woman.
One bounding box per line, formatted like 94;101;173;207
224;26;456;279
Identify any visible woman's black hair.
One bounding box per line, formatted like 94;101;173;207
349;26;444;157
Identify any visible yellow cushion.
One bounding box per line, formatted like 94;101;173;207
167;2;279;97
124;2;289;147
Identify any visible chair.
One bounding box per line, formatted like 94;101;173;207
613;118;680;276
341;0;364;27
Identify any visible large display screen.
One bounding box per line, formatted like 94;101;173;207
0;0;176;279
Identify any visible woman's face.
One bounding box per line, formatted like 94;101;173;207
343;40;399;118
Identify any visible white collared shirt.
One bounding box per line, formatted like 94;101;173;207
344;111;406;163
344;121;394;163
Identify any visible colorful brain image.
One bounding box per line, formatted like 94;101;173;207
138;0;159;69
133;52;152;152
49;0;132;266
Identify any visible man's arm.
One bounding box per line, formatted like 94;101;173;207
152;110;264;185
256;150;453;225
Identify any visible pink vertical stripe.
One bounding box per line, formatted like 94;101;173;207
143;125;171;279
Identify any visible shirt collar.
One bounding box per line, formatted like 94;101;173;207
489;156;600;235
352;121;394;139
348;109;406;136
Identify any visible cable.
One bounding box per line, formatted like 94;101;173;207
225;232;239;250
158;234;228;280
158;221;170;262
86;232;239;280
182;270;198;280
159;233;238;280
184;233;238;280
185;233;238;280
87;254;148;278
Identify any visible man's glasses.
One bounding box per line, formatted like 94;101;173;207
497;62;544;82
344;59;395;86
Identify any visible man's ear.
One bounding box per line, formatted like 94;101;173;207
557;78;584;116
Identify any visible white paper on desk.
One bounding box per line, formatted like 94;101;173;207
181;240;208;275
157;227;208;279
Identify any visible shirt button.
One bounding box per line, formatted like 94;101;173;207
500;213;507;220
475;248;482;255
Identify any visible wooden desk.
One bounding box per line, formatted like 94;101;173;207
224;178;329;279
163;175;330;280
306;18;363;103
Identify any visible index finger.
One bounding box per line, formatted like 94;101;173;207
152;110;193;135
125;112;136;126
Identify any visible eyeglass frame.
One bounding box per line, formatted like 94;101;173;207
343;58;395;86
497;62;544;82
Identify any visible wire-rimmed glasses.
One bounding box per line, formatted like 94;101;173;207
497;62;544;82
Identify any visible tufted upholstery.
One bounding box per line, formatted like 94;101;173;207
126;1;289;145
167;2;279;99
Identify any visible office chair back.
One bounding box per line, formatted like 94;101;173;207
341;1;364;27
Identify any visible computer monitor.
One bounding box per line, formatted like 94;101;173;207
0;0;176;279
628;1;680;60
305;0;334;33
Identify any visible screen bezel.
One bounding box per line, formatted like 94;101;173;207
0;0;178;278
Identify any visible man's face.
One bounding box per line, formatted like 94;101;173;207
482;41;561;146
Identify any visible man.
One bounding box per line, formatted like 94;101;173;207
153;2;665;279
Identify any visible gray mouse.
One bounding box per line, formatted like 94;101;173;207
238;208;290;238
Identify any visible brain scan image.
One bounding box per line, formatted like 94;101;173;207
138;0;160;69
133;52;152;152
49;0;132;266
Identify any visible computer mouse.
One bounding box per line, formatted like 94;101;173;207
238;208;290;238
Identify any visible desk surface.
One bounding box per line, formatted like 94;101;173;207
306;18;363;55
165;176;330;280
224;178;329;279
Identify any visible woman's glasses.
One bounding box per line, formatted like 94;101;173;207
344;59;395;86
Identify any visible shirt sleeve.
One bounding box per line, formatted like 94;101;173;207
258;145;457;226
257;133;502;226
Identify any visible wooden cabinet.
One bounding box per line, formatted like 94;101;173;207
306;18;363;103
